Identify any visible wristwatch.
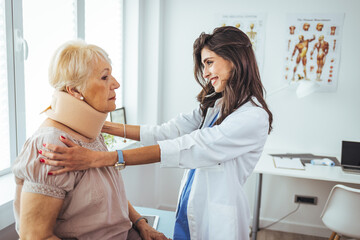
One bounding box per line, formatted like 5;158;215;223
114;150;126;170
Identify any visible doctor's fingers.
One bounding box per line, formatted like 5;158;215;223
39;149;67;162
42;143;68;154
48;168;73;175
58;135;78;147
42;136;78;153
48;166;73;176
40;158;78;176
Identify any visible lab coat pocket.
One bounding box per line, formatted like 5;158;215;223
208;202;238;240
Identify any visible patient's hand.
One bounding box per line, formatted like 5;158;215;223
136;220;171;240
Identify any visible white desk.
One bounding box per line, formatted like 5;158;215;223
134;207;175;238
251;152;360;240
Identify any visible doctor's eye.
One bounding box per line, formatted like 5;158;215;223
206;61;213;66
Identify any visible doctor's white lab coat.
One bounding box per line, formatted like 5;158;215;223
140;98;269;240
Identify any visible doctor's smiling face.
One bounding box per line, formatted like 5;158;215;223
201;47;233;93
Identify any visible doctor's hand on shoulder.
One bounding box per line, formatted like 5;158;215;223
40;125;161;175
40;135;115;174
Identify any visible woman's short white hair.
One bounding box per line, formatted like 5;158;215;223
49;40;111;93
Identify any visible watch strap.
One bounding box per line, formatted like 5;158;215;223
115;150;125;170
116;150;124;164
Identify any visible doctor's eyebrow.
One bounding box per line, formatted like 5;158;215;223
202;57;213;65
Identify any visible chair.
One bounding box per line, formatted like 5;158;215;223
321;184;360;240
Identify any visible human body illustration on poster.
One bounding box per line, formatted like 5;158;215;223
284;13;344;92
220;14;266;73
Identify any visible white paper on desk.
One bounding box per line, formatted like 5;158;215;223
273;157;305;170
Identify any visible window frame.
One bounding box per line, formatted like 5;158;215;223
0;0;22;176
0;0;124;174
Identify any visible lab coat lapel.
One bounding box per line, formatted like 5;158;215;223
202;107;219;129
202;99;221;129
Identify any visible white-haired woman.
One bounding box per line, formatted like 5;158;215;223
12;41;168;240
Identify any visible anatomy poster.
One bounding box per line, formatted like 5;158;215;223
284;13;344;91
220;14;266;73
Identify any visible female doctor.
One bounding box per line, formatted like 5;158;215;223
41;26;273;240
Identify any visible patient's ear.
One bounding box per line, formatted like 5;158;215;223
66;86;84;100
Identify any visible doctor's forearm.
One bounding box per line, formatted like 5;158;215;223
95;145;161;167
123;145;161;165
102;121;140;141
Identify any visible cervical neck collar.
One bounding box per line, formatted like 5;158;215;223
45;91;107;139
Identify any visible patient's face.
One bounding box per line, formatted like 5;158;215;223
83;57;120;113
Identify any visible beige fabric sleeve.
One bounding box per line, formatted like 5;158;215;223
12;128;78;199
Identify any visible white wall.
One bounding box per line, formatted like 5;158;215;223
125;0;360;237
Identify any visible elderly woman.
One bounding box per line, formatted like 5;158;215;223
12;41;167;240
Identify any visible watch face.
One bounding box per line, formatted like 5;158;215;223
115;162;125;170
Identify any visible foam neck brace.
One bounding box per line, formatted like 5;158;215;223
45;91;108;139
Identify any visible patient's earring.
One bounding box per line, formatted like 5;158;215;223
80;96;84;101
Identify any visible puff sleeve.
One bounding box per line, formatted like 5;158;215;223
12;128;78;199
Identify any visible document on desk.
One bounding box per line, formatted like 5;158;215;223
273;157;305;170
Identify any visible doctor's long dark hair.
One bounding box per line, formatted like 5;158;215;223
193;26;273;133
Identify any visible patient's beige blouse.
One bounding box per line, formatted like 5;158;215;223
12;127;131;240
